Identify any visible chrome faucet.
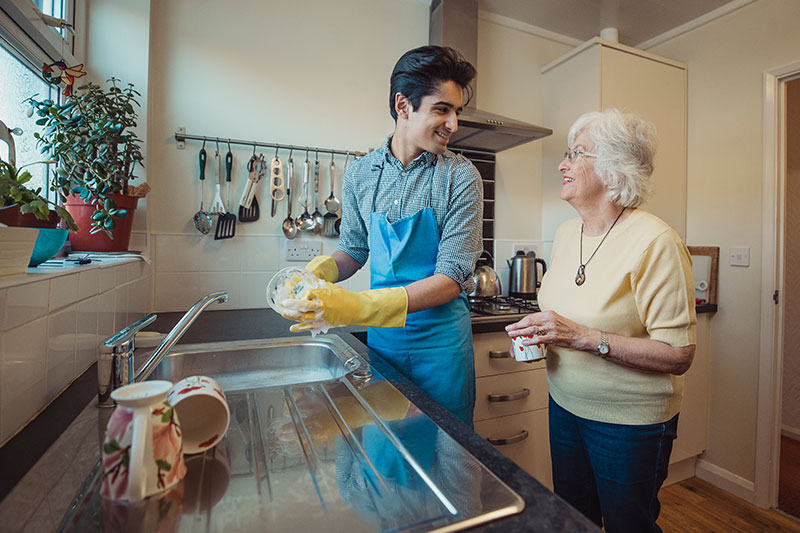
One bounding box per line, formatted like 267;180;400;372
97;291;228;406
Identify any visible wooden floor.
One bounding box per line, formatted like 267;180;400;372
659;477;800;532
780;436;800;519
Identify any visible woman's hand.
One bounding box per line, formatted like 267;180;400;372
506;311;696;375
505;310;592;352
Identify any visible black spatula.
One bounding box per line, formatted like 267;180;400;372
215;148;236;239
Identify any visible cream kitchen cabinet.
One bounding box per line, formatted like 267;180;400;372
472;330;553;489
541;38;688;241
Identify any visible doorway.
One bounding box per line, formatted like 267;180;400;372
779;77;800;519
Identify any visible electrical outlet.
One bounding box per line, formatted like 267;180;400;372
286;241;322;262
729;247;750;267
513;243;537;255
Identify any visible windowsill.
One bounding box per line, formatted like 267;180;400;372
0;254;148;290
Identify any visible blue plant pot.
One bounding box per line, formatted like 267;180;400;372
29;228;68;267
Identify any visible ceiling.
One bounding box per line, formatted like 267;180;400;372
477;0;750;47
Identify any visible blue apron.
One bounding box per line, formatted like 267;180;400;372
366;160;475;425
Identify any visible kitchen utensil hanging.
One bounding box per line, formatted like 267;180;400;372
282;150;297;239
311;150;324;235
269;147;285;218
296;151;315;232
239;146;263;222
192;140;213;235
214;140;236;239
322;151;342;238
209;141;225;217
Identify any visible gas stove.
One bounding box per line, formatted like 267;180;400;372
469;296;540;317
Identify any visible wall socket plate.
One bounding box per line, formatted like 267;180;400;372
286;241;322;262
729;247;750;267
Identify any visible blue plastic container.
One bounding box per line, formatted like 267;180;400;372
29;228;68;267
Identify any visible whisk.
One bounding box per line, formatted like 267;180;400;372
209;141;226;216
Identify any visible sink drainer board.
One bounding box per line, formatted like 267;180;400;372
59;335;524;532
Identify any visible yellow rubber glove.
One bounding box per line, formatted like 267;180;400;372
283;285;408;331
304;255;339;283
281;256;338;296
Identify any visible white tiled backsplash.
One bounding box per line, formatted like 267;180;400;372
0;259;151;445
152;234;371;312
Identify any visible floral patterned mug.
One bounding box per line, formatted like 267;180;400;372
102;380;186;502
167;376;230;454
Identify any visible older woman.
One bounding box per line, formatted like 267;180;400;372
506;109;696;533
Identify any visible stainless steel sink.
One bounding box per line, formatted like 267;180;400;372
60;335;525;532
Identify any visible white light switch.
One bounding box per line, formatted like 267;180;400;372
729;247;750;267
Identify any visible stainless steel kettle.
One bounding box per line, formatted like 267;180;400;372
507;251;547;299
469;251;502;299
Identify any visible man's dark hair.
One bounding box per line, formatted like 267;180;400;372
389;45;476;121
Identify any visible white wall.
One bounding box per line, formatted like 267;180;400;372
143;0;430;310
649;0;800;487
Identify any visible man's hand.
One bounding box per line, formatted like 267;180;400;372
281;256;338;297
282;285;408;332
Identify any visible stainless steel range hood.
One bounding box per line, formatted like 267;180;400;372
430;0;552;152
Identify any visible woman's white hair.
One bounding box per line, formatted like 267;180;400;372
568;108;658;208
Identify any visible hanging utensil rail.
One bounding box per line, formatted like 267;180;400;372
174;130;365;158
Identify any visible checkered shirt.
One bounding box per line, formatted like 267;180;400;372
337;136;484;293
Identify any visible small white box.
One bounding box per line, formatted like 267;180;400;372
0;227;38;276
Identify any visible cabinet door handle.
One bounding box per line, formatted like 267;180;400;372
488;388;530;402
488;429;529;446
489;350;511;359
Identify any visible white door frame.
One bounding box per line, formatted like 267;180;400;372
755;60;800;508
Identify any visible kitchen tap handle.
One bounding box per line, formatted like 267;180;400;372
104;313;157;352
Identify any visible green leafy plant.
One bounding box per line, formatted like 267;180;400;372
0;157;78;230
26;77;144;237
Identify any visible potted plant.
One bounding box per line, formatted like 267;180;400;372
0;156;79;267
0;157;78;229
26;77;148;252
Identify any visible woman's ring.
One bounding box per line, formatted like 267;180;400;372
537;326;545;336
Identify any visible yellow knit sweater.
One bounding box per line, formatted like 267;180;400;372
538;209;696;425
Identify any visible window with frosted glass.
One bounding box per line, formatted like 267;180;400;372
0;42;59;201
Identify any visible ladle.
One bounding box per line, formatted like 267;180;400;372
324;151;341;213
296;151;315;231
192;140;213;234
282;151;297;239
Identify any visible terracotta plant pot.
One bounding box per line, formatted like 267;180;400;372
0;204;61;228
65;193;139;252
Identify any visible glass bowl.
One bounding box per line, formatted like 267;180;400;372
266;267;321;315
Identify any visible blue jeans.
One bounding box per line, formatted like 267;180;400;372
549;396;678;533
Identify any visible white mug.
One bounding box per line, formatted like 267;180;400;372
167;376;230;454
511;335;546;362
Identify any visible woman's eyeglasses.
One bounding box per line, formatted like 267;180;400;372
564;148;598;162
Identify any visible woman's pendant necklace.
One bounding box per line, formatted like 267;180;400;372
575;264;586;286
575;207;626;286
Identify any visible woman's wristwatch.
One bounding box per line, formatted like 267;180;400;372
597;331;610;358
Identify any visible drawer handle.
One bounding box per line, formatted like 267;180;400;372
489;350;511;359
488;429;529;446
488;388;530;402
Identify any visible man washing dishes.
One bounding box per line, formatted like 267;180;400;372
283;45;484;425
